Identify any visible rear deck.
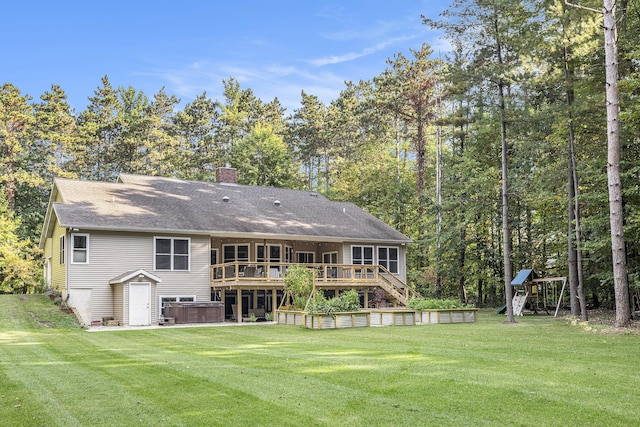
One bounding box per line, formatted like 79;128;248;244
210;262;420;321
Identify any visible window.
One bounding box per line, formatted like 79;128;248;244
378;247;399;274
257;244;282;278
154;237;190;271
256;244;281;263
296;252;315;264
223;244;249;263
351;245;374;265
159;295;195;318
59;236;65;265
323;252;338;264
210;248;219;265
285;245;293;263
71;233;89;264
323;252;338;278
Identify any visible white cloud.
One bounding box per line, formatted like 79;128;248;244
309;35;419;67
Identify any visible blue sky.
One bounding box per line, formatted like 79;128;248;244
2;0;449;113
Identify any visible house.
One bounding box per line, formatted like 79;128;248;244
39;167;415;326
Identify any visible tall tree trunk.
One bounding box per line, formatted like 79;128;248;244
564;44;580;317
567;147;579;316
459;227;467;304
435;98;443;299
416;107;428;271
603;0;630;327
568;104;588;321
493;11;514;322
500;81;514;323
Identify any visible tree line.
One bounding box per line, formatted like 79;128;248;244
1;0;639;325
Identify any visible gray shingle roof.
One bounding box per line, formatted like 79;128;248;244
49;174;411;244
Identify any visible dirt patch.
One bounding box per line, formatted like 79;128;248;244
28;311;53;328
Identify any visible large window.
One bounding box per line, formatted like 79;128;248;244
296;252;315;264
71;233;89;264
223;244;249;263
256;244;281;263
155;237;190;271
257;244;282;278
351;245;374;265
378;247;399;274
323;252;338;264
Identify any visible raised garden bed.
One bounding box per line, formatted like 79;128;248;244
418;308;478;324
304;311;369;329
367;309;416;326
276;310;305;326
277;307;478;328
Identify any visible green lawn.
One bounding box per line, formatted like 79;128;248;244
1;295;639;426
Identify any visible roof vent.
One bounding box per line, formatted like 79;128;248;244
223;196;230;203
274;200;281;207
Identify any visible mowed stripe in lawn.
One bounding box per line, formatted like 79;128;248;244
2;295;640;426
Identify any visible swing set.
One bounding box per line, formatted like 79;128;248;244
502;269;568;317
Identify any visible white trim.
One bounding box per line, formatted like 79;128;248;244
222;243;250;263
296;251;315;263
323;251;338;264
255;243;282;262
128;282;151;326
70;233;90;264
59;235;65;265
377;246;399;274
109;269;162;285
153;236;191;271
351;245;375;265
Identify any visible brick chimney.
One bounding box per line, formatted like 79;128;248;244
215;167;238;184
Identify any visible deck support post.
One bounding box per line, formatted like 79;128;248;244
236;288;242;323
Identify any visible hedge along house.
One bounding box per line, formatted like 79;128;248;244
39;168;414;326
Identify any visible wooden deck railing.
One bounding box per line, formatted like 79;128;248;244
211;262;381;282
210;262;420;305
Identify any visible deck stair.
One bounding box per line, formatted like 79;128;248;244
377;270;422;306
513;293;529;316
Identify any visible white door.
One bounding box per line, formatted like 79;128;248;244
129;283;151;326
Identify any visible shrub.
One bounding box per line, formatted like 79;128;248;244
406;297;472;310
307;289;361;317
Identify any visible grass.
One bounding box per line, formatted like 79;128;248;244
1;295;639;426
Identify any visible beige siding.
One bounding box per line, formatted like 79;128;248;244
67;231;211;324
112;284;124;323
50;222;67;295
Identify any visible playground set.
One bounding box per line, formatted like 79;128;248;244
499;269;568;316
